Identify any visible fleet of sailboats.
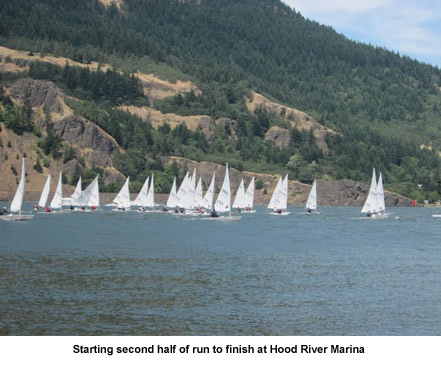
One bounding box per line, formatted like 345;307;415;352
0;158;398;222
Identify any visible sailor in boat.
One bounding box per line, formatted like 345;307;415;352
33;203;39;211
307;207;312;213
276;209;282;214
139;206;146;212
366;210;372;217
237;207;242;213
246;207;251;212
70;204;74;210
0;207;10;215
162;205;168;213
45;205;52;213
179;207;186;214
91;205;96;211
210;208;219;218
81;206;86;211
174;207;179;213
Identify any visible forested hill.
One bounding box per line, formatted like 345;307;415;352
1;0;441;201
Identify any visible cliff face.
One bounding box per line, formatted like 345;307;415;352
245;91;336;152
0;78;125;198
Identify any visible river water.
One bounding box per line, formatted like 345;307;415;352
1;206;440;335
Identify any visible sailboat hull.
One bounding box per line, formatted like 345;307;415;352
0;214;34;221
269;211;291;216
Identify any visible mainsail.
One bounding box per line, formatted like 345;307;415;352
133;177;149;206
50;172;63;210
38;175;51;208
361;168;379;213
145;175;155;207
113;177;131;208
214;164;231;213
268;177;282;210
244;177;255;209
305;180;317;211
195;177;203;208
10;158;26;213
70;177;82;206
201;172;215;209
377;172;386;213
232;179;246;209
166;177;178;208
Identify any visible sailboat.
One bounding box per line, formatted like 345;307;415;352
243;177;256;213
232;178;246;212
195;177;203;209
48;172;63;213
361;168;389;218
0;158;33;221
211;164;241;220
112;177;131;211
37;174;51;209
133;176;149;209
69;177;82;207
268;174;290;215
200;172;215;210
75;175;99;211
304;180;320;214
166;177;179;211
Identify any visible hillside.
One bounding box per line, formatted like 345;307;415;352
1;0;441;202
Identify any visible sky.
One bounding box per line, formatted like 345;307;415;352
283;0;441;68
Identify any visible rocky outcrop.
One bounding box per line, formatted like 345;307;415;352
264;126;291;149
53;116;120;168
9;78;64;113
245;91;336;152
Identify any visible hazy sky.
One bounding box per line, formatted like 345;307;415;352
283;0;441;68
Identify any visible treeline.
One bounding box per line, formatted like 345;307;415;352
29;61;146;106
2;0;440;142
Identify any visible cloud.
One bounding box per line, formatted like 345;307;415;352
283;0;441;66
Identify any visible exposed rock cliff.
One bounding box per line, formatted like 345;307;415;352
264;126;291;149
245;91;336;152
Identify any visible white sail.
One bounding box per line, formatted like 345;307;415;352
50;172;63;209
38;175;51;208
377;172;386;213
232;179;246;208
145;175;155;207
77;175;99;207
10;158;26;213
244;177;255;209
280;174;288;210
186;168;196;209
70;177;82;205
268;177;282;210
88;176;100;207
133;177;149;206
214;164;231;213
361;168;379;213
179;172;195;210
113;177;131;208
176;172;189;206
305;180;317;211
201;172;215;209
166;177;178;207
195;177;203;207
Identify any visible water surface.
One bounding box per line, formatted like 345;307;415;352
1;206;440;335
